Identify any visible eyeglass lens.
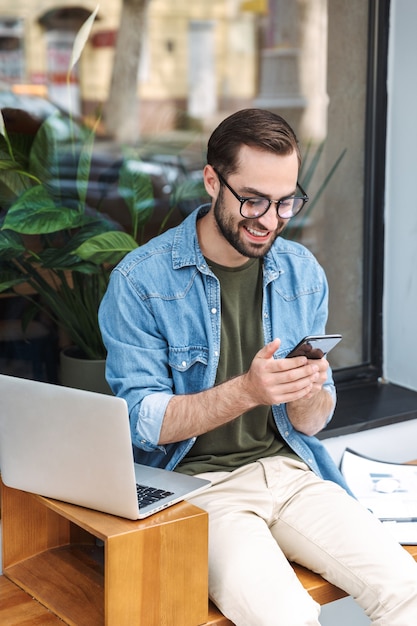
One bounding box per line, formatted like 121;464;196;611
241;196;305;219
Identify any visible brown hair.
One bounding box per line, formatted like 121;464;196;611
207;108;301;175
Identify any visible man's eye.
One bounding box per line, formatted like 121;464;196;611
246;198;267;209
280;198;294;209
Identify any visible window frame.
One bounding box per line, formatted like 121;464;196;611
333;0;388;388
326;0;417;436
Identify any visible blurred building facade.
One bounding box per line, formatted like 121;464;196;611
0;1;260;131
0;0;327;136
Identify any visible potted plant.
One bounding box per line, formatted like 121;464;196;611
0;9;206;391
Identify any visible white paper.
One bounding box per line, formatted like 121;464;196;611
340;448;417;544
381;521;417;544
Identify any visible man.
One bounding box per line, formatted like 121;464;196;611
99;109;417;625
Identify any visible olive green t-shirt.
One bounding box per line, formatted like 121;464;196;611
177;257;297;475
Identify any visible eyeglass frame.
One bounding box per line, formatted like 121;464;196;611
213;167;309;220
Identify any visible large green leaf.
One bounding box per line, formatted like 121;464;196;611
34;219;117;270
0;158;26;172
0;170;34;209
1;185;84;234
28;113;85;196
29;113;63;187
1;131;34;170
74;231;138;265
0;133;40;199
39;246;90;271
0;229;26;258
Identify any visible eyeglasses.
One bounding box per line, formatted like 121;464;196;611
214;169;309;220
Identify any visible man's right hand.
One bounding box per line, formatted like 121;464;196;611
243;338;321;408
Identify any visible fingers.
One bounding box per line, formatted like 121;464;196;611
256;338;281;360
247;340;329;406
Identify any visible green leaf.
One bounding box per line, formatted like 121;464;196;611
76;125;96;206
0;158;24;172
37;222;113;270
0;268;27;293
118;160;155;239
0;134;39;203
29;113;80;191
1;185;84;234
170;177;205;206
0;166;35;204
0;229;26;259
39;246;88;271
73;231;138;265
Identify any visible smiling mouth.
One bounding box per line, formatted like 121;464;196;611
244;224;270;240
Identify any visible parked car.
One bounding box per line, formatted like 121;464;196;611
0;91;208;363
0;90;207;242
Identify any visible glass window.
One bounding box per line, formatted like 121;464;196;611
0;0;382;386
0;18;24;83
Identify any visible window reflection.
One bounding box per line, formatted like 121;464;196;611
0;0;370;378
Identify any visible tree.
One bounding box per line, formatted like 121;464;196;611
104;0;150;143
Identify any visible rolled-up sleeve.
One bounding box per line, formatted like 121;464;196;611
132;391;173;450
99;266;174;451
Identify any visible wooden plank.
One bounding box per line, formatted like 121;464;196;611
0;576;64;625
2;484;209;626
1;485;70;570
104;508;208;626
5;548;104;626
207;601;234;625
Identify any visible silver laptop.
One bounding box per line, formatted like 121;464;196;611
0;374;211;519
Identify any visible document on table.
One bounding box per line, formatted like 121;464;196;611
340;448;417;544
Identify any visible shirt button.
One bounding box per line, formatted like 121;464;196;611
284;431;289;437
211;308;217;314
214;351;219;357
182;361;187;367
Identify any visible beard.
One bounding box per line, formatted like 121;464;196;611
212;191;286;258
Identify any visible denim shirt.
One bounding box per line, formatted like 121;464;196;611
99;206;350;491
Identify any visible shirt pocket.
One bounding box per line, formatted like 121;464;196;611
168;345;210;393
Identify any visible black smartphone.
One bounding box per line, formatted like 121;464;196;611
286;334;342;359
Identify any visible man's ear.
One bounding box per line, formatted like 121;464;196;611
203;164;220;199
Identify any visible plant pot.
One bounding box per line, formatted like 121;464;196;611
60;347;112;395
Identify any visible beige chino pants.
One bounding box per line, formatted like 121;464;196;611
189;457;417;626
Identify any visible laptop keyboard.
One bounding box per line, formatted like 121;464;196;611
136;483;174;507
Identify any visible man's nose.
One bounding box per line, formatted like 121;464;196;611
258;203;280;230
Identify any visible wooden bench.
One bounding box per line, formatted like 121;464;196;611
2;550;417;625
